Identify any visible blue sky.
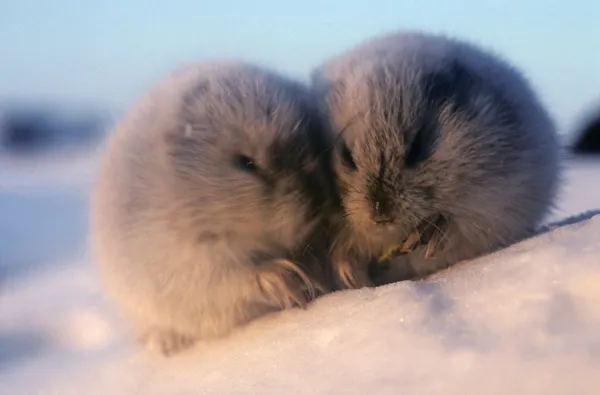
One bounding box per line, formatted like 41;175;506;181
1;0;599;133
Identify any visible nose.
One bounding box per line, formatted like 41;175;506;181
372;200;395;225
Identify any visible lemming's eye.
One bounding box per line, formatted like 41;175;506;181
404;128;428;168
340;143;357;170
233;154;259;172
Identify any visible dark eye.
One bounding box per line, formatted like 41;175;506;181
233;154;259;172
340;143;357;170
404;128;428;168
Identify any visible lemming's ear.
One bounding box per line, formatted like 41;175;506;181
181;122;212;139
180;80;211;120
175;79;215;143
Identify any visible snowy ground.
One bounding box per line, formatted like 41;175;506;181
1;148;599;395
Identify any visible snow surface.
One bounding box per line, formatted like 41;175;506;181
1;149;600;395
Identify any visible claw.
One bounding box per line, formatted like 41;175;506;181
257;258;318;310
423;216;446;259
335;257;371;289
378;215;447;263
400;231;421;253
424;233;439;259
139;329;196;357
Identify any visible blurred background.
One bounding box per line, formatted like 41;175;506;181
1;0;599;385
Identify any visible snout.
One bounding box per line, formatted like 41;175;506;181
372;200;395;225
369;188;395;226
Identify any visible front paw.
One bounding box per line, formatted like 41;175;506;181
257;259;320;310
139;328;196;357
333;256;374;290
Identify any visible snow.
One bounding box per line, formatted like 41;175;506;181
1;149;600;395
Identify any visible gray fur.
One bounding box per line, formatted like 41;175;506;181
90;61;334;355
311;30;562;287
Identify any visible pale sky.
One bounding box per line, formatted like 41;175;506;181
1;0;599;133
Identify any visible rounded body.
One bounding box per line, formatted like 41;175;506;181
90;61;333;355
311;30;562;287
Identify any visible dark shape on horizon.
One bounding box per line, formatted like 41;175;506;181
0;112;54;152
0;105;110;155
572;107;600;155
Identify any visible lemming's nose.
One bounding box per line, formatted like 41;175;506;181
372;200;394;225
